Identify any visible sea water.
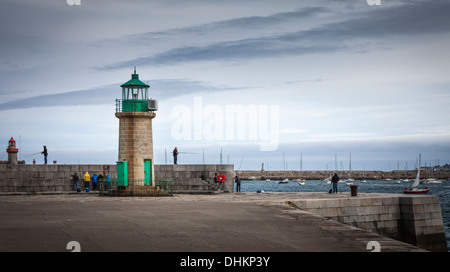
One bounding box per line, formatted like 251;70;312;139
240;179;450;251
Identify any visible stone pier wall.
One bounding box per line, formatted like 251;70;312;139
155;164;235;193
287;194;447;252
0;164;235;194
0;164;114;193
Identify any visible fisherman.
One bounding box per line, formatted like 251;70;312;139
41;145;48;164
235;175;241;193
71;173;79;192
98;174;104;191
91;173;98;191
173;147;179;164
331;173;340;193
106;173;111;190
214;173;219;189
84;171;90;192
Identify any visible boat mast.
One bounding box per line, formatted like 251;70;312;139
412;153;421;188
349;152;352;179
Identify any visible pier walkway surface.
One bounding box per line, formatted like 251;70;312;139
0;192;427;252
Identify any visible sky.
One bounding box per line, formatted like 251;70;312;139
0;0;449;171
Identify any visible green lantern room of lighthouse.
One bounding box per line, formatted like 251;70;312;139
116;67;158;112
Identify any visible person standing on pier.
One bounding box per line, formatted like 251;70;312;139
71;173;79;192
173;147;179;164
214;173;219;189
235;175;241;192
84;171;90;192
91;173;98;191
331;173;340;193
41;145;48;164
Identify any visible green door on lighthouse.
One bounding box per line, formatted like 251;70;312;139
144;159;152;186
117;161;128;186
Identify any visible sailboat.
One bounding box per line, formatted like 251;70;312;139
278;152;289;183
426;178;443;184
345;152;354;185
403;154;429;194
360;164;367;183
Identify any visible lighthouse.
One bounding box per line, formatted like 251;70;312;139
115;68;158;187
6;137;19;165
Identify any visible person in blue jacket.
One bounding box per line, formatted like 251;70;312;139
92;174;98;191
106;173;111;190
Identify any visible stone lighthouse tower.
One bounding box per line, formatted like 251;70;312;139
115;68;158;187
6;137;19;164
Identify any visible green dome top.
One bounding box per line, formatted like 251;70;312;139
120;67;149;88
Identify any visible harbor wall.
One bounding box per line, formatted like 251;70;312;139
0;164;235;194
156;164;235;193
237;170;450;180
287;195;447;252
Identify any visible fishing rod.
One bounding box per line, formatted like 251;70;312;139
178;152;200;154
24;152;42;157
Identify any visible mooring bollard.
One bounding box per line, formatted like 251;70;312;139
350;184;358;196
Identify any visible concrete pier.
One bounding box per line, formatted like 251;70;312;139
0;193;429;252
0;164;447;252
285;193;447;251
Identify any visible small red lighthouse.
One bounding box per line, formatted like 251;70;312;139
6;137;18;164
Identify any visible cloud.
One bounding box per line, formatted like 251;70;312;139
126;6;329;39
97;0;450;70
99;42;342;70
0;79;239;111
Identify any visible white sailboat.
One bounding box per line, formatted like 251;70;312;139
322;176;331;182
345;152;354;185
361;164;367;183
426;178;443;184
278;152;289;184
403;154;429;194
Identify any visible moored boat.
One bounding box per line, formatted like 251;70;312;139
403;154;429;194
278;179;289;184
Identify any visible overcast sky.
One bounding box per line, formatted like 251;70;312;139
1;0;449;171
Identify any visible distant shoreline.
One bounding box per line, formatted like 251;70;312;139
236;170;450;180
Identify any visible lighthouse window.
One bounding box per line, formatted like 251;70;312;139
132;88;138;99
